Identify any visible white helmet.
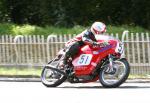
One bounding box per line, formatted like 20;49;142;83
91;22;106;35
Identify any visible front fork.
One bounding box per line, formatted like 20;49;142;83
109;54;113;70
105;54;115;73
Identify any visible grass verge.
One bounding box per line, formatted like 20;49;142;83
0;67;42;78
0;23;150;36
0;67;150;79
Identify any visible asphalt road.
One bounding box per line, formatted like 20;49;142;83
0;81;150;103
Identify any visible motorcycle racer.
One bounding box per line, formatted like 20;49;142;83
60;21;108;69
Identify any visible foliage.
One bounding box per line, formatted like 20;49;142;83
0;23;86;36
0;0;150;29
0;23;149;36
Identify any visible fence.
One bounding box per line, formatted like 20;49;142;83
0;31;150;75
123;32;150;75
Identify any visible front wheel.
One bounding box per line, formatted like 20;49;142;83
41;66;67;87
99;58;130;88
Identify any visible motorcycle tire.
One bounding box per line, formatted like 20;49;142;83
41;66;67;87
99;58;130;88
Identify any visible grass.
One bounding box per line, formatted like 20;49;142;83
129;74;150;79
0;23;86;36
107;25;150;34
0;67;42;77
0;23;150;36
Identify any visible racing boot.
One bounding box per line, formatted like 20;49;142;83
59;59;67;69
59;53;70;68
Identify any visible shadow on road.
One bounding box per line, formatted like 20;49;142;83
119;86;150;89
58;85;150;89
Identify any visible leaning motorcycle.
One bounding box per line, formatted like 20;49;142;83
41;35;130;88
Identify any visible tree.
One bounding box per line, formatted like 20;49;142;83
0;0;149;28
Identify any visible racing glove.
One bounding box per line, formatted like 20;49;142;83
102;41;110;47
92;42;100;48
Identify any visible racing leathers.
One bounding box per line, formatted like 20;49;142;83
62;29;98;65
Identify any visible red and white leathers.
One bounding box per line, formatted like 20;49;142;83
60;22;107;68
61;29;98;67
65;29;97;47
65;21;106;47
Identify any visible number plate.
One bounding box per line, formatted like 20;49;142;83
115;42;124;54
77;54;92;66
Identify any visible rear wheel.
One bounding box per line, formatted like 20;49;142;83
99;58;130;88
41;66;67;87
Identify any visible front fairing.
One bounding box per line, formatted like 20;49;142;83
96;35;125;58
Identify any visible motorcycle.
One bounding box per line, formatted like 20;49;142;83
41;35;130;88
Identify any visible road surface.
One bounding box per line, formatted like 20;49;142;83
0;81;150;103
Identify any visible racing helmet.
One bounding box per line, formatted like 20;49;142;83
91;22;106;35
